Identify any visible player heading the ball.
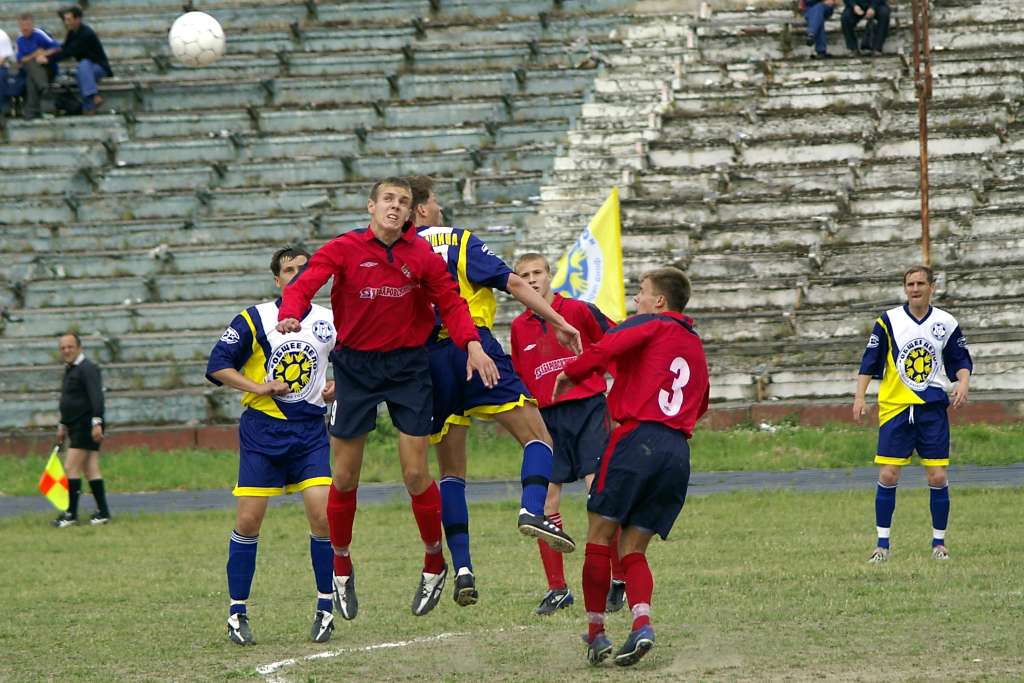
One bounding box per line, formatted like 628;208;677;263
277;177;498;620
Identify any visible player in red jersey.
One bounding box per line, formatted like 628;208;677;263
277;177;499;620
511;253;627;616
553;267;710;667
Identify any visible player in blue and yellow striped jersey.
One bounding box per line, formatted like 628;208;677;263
854;265;972;563
205;247;337;646
408;176;584;608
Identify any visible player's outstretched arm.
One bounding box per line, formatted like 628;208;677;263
209;368;290;396
504;274;582;354
466;340;500;388
852;374;873;422
278;243;342;330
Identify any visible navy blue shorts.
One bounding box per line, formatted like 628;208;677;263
329;346;433;438
587;421;691;540
236;409;331;497
875;402;950;467
427;327;533;443
541;394;610;484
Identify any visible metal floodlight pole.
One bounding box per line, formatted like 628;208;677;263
910;0;933;266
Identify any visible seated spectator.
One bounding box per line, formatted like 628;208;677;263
13;13;60;120
0;27;12;116
802;0;837;59
40;5;113;115
842;0;891;56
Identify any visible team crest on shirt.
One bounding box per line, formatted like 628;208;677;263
897;338;938;391
220;328;240;344
268;340;320;402
311;319;334;344
930;322;947;340
866;334;880;349
553;227;602;301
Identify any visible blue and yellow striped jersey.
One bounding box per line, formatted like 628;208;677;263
416;225;512;333
858;304;973;425
206;299;336;420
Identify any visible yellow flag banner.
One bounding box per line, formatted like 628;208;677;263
38;446;69;511
551;187;626;322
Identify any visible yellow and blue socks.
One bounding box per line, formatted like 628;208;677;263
310;534;334;613
440;476;472;572
227;530;258;615
930;484;950;547
875;481;897;549
520;440;553;516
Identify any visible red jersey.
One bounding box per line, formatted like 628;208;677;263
563;312;710;438
279;223;480;352
510;294;613;408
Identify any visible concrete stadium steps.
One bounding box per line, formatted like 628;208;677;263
0;360;209;394
0;331;221;368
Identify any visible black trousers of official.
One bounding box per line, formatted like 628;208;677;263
841;3;891;52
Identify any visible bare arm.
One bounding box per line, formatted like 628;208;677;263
209;368;289;396
950;368;970;409
852;374;872;422
504;274;582;355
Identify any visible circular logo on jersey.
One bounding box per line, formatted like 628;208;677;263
553;228;602;301
220;327;240;344
897;338;938;391
311;319;334;344
268;339;319;403
930;322;947;340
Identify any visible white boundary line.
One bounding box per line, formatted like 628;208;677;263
256;631;465;682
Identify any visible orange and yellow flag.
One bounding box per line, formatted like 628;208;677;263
38;446;69;511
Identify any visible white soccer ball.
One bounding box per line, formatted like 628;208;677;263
168;11;226;67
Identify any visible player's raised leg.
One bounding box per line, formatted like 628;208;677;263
435;424;478;606
327;433;364;621
400;431;448;616
492;405;575;552
226;495;269;645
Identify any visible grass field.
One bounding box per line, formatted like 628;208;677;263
3;487;1022;682
2;422;1023;496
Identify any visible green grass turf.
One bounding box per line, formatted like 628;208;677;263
2;488;1022;681
2;422;1023;496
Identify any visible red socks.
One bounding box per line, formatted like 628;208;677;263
582;543;612;639
410;480;445;574
610;527;625;582
539;512;566;589
327;485;357;576
621;552;654;630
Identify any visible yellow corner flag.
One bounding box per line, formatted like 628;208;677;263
38;445;69;511
551;187;626;322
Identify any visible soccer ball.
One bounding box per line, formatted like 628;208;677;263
168;12;226;67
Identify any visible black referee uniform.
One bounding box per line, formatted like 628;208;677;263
57;353;111;524
60;355;105;450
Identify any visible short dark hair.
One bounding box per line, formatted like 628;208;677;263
407;175;435;216
271;246;310;276
903;264;935;285
369;177;412;201
642;267;691;312
513;252;550;274
59;5;83;19
59;330;82;347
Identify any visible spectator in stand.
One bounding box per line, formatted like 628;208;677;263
803;0;837;59
842;0;891;56
37;5;113;115
0;27;13;116
13;13;60;120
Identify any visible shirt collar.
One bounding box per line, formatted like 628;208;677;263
530;292;564;321
361;221;417;245
68;352;85;367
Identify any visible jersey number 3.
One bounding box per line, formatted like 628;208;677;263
658;357;691;417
